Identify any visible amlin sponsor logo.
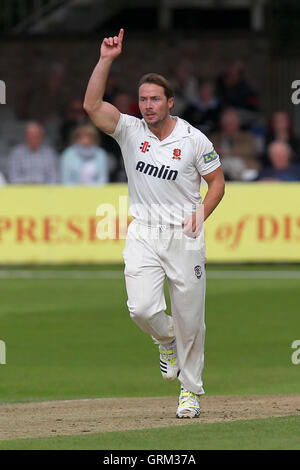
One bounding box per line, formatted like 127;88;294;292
136;161;178;181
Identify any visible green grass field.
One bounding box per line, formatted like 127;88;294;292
0;264;299;449
1;416;300;450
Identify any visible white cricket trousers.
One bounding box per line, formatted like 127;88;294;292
122;219;206;395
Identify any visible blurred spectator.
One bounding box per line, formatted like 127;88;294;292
16;63;70;151
216;61;259;112
262;110;300;165
101;91;139;183
8;122;58;184
169;59;198;116
26;63;69;123
60;124;109;185
210;108;259;181
256;141;300;182
60;98;88;150
112;91;139;117
0;172;6;186
103;65;121;103
182;79;222;134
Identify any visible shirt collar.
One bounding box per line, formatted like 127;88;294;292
141;116;191;143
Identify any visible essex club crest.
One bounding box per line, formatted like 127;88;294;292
172;148;181;160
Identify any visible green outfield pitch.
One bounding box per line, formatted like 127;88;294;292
0;264;299;449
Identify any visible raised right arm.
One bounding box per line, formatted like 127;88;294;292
83;28;124;134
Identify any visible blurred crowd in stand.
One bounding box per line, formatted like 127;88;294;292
0;59;300;186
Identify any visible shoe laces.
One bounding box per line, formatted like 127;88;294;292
180;388;200;408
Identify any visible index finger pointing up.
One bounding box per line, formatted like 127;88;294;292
118;28;124;42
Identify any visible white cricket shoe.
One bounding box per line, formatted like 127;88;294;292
176;386;201;418
158;340;179;381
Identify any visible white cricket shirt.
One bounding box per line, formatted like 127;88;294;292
110;114;221;227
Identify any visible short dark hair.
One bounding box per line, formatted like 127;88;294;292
138;73;174;100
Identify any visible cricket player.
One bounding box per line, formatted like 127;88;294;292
84;29;225;418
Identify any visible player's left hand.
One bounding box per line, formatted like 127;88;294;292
182;208;204;238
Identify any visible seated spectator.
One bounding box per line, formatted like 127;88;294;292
8;122;58;184
61;124;109;185
209;108;259;181
182;79;222;134
60;98;88;150
103;65;121;103
100;91;139;183
112;91;139;117
216;60;259;112
256;141;300;182
262;110;300;165
27;63;69;123
169;59;198;116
